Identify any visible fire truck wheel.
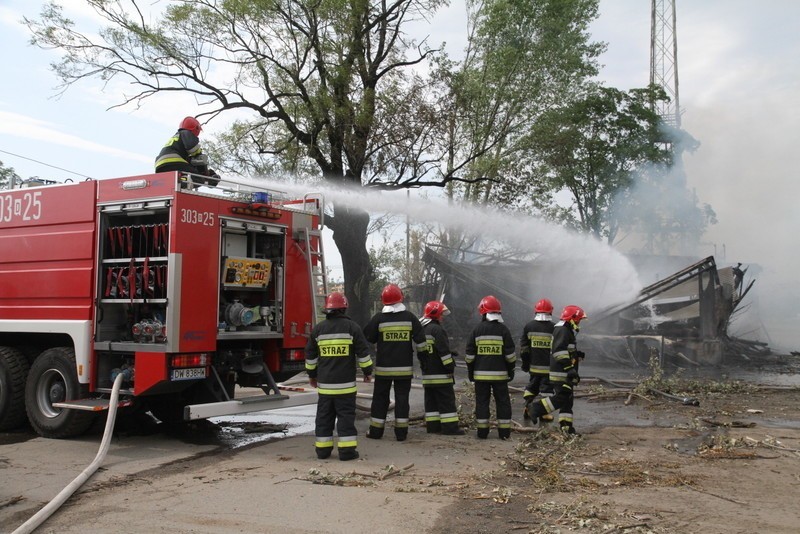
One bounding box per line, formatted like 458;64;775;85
0;346;31;431
25;347;96;438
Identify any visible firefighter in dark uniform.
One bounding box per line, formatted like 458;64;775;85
364;283;428;441
420;301;465;435
527;305;587;435
520;298;555;421
155;116;220;186
305;292;373;461
465;296;516;440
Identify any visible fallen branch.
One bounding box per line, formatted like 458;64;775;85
701;418;756;428
612;522;651;532
0;496;24;509
682;483;747;505
378;463;414;480
745;436;800;455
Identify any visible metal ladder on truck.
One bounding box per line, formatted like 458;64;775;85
300;228;328;328
301;194;328;333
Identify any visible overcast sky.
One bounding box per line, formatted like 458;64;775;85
1;1;798;347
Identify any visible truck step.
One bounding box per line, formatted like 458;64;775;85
52;398;133;412
186;391;317;420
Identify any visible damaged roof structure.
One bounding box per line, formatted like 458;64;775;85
417;246;764;368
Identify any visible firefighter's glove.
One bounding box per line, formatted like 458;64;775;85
309;377;318;388
566;367;580;385
467;369;474;382
363;374;372;383
507;368;515;382
521;361;530;373
451;350;460;359
575;350;586;361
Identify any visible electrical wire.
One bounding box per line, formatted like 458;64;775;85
0;148;93;180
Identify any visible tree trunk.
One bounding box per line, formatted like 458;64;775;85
328;203;372;325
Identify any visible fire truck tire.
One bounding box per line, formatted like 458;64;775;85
0;346;31;431
25;347;96;438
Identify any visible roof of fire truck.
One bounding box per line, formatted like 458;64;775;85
96;171;324;219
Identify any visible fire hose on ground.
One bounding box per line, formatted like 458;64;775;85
12;372;125;534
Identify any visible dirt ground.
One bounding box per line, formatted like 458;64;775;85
2;368;800;534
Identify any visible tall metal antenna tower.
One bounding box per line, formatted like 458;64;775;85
650;0;680;128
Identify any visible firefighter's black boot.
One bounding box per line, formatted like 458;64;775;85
560;423;577;436
366;426;384;440
316;448;332;460
442;423;465;435
498;428;511;440
476;428;489;439
395;428;408;442
426;421;442;434
339;449;360;462
522;397;533;420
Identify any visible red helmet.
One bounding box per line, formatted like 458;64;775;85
534;298;554;314
324;292;348;310
478;295;501;315
423;301;449;321
179;116;202;136
560;305;587;323
381;283;403;305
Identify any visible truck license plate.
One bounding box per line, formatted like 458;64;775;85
171;367;207;381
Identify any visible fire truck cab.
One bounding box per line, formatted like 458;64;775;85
0;172;325;438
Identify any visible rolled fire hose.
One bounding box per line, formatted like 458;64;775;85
13;372;125;534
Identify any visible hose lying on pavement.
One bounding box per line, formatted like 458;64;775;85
648;387;700;406
12;372;125;534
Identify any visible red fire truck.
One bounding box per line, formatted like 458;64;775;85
0;172;326;438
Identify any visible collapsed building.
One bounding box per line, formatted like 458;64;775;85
416;246;764;368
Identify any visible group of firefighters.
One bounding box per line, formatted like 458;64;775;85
304;283;587;462
155;117;589;461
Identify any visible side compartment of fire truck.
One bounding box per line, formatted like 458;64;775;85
0;175;323;438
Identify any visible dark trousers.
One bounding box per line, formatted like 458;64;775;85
423;385;459;432
315;394;358;457
530;383;574;429
523;373;549;399
370;378;411;437
474;381;512;438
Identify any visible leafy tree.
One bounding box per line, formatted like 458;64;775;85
369;0;604;261
527;84;678;244
0;160;21;190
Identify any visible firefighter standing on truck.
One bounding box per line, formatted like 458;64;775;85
420;301;465;435
465;296;516;440
305;292;373;461
520;298;556;422
527;305;587;435
154;116;220;186
364;283;428;441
